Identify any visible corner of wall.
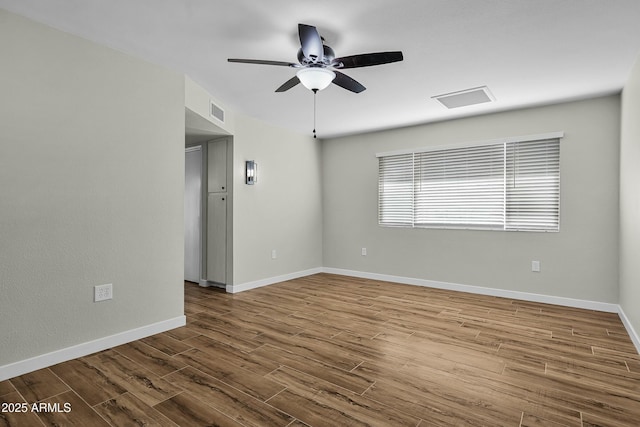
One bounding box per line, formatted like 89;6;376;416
619;53;640;345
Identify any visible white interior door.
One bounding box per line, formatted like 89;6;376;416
184;146;202;282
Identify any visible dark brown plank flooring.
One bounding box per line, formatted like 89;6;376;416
2;273;639;426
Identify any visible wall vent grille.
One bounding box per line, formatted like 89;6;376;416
210;101;225;122
433;86;494;109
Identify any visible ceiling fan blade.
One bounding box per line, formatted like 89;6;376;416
332;71;366;93
228;58;297;67
298;24;323;62
275;76;301;92
332;51;403;69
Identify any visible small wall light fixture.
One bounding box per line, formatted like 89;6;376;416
245;160;257;185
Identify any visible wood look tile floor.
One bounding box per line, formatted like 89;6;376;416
2;273;640;426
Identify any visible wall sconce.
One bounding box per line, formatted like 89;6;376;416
245;160;257;185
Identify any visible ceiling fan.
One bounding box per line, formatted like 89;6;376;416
228;23;403;94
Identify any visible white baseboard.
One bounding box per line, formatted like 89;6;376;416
200;280;225;289
323;267;620;313
0;316;186;382
228;267;323;293
618;306;640;354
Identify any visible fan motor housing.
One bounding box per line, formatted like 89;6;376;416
297;45;335;66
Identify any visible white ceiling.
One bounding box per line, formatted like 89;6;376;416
3;0;640;138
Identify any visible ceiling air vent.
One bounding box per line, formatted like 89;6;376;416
210;100;225;122
433;86;495;109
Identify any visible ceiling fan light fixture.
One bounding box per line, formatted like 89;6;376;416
296;68;336;91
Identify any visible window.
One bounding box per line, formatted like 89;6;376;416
378;134;561;232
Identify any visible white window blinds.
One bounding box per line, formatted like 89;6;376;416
378;136;561;232
505;139;560;231
414;144;505;229
378;153;414;226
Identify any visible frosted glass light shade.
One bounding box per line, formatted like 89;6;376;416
296;68;336;91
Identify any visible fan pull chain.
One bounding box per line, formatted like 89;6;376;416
312;88;317;139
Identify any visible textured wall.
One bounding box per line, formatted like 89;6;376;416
232;115;323;286
0;10;185;366
323;96;620;303
620;55;640;336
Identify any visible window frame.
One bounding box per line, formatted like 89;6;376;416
377;132;562;233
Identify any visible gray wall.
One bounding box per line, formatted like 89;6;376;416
232;115;323;286
620;56;640;334
323;96;620;303
0;10;185;366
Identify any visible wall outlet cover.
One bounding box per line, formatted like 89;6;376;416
531;261;541;272
95;284;113;302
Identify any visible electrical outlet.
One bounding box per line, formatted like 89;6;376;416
94;284;113;302
531;261;541;272
271;249;277;260
361;247;367;256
